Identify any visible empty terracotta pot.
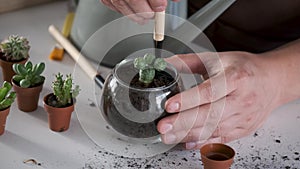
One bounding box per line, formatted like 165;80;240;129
200;143;235;169
0;107;10;135
43;93;74;132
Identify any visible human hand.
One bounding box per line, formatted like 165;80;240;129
157;52;282;149
100;0;180;23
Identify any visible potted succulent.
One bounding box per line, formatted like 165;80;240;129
12;61;45;112
0;35;30;82
0;81;16;135
43;73;80;132
100;53;182;141
129;53;168;111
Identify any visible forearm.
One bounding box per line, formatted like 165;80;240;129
261;38;300;105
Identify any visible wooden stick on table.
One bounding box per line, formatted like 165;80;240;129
48;24;105;88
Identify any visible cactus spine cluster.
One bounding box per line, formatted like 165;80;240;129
51;73;80;107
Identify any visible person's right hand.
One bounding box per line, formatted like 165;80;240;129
157;51;285;149
100;0;179;23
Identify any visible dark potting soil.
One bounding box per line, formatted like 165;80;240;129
206;152;230;161
102;70;180;138
129;70;177;112
129;70;176;89
46;93;73;108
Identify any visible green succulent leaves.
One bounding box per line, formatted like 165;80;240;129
0;81;16;110
0;35;30;61
139;69;155;84
12;61;45;88
154;58;167;71
134;53;166;84
52;73;80;107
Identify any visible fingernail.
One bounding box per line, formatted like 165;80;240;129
165;134;177;144
186;142;196;149
154;6;166;12
167;102;180;112
160;124;173;134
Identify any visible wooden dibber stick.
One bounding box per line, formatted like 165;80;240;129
153;11;165;57
153;11;165;42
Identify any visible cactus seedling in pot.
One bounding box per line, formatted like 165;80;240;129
0;81;16;135
0;35;30;82
129;53;178;112
12;61;45;112
134;53;167;85
44;73;80;132
48;73;80;108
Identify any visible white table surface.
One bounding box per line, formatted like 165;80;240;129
0;1;300;169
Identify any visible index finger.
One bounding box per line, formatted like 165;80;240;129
133;0;168;17
165;52;221;75
125;0;167;19
165;68;237;113
124;0;156;19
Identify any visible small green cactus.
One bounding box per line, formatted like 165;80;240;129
12;61;45;88
51;73;80;107
0;81;16;110
0;35;30;61
134;53;166;84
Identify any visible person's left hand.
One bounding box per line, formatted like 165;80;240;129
157;51;282;149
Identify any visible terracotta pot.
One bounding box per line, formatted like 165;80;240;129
0;107;10;135
43;93;74;132
0;54;28;83
12;81;44;112
200;143;235;169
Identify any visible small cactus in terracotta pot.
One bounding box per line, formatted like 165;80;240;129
43;73;80;132
12;60;45;112
0;81;16;135
0;35;30;82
